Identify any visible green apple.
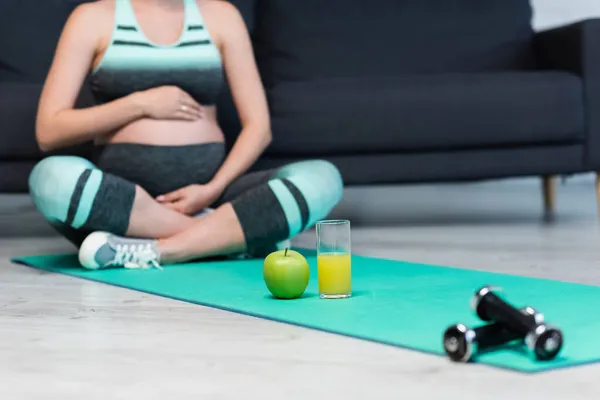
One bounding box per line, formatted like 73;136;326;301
263;248;310;299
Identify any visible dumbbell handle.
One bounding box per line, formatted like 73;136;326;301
474;322;523;349
473;287;537;334
443;307;543;363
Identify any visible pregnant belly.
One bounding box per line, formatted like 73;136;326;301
101;107;225;146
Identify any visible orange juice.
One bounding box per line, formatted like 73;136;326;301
317;253;352;297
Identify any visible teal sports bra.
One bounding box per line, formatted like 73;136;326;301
90;0;223;106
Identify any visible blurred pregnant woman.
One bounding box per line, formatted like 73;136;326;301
29;0;343;269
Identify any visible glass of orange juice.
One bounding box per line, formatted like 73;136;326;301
316;220;352;299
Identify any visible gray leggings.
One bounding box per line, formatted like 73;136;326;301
29;142;344;257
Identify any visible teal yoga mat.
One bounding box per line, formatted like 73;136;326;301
12;250;600;373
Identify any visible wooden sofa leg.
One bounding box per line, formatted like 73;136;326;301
542;175;557;218
596;173;600;218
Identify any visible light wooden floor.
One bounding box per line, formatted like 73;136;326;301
1;177;600;399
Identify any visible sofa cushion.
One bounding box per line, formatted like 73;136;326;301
228;0;256;32
254;0;535;87
0;82;94;161
265;72;585;155
0;0;95;83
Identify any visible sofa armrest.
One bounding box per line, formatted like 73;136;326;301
0;82;42;159
535;19;600;169
0;82;95;161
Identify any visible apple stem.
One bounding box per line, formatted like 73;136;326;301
284;248;289;257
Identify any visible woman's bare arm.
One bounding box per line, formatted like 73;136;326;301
36;3;146;152
205;1;273;192
205;1;271;190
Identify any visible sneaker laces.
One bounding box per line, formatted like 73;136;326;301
108;243;163;270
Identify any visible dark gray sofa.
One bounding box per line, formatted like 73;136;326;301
1;0;599;214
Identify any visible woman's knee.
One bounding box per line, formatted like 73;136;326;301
226;160;344;255
29;156;98;225
271;160;344;231
308;160;344;198
277;159;344;212
29;155;136;233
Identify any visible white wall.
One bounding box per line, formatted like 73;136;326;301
532;0;600;30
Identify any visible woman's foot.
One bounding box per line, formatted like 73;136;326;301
78;231;162;270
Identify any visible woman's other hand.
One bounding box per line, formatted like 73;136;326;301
156;183;222;215
135;86;204;121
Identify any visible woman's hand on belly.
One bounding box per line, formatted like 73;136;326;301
134;86;204;121
156;183;222;215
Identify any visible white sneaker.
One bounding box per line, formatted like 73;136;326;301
78;231;162;270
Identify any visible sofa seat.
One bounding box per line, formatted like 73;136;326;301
266;72;585;155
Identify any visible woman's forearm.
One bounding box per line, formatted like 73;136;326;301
36;92;146;152
209;125;272;191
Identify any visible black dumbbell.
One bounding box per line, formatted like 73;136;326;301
443;306;543;363
471;286;563;361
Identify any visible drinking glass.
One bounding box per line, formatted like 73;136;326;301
316;220;352;299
